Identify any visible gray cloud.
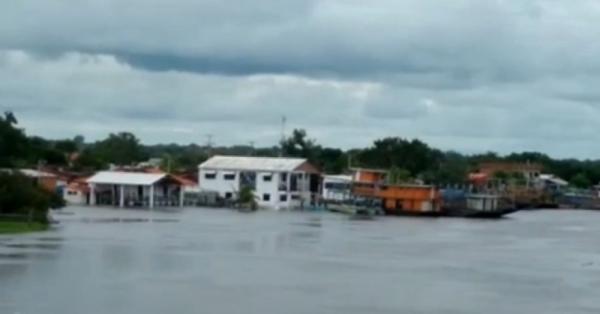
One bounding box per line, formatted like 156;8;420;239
1;1;600;158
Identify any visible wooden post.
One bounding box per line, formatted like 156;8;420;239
179;187;184;207
149;185;155;209
89;184;96;206
119;185;125;208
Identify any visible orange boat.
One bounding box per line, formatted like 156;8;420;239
351;168;442;216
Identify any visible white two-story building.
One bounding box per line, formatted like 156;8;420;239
198;155;320;210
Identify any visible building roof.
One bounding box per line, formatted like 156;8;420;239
87;171;167;186
539;174;569;186
170;174;198;187
323;174;353;181
199;155;310;172
18;169;57;178
350;167;388;173
67;181;90;193
478;162;543;173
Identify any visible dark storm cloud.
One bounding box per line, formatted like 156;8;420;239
117;52;437;77
1;1;600;158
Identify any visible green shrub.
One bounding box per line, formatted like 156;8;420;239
0;172;63;223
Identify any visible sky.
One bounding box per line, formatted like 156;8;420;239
1;0;600;158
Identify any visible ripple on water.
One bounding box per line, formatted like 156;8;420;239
0;252;29;260
80;217;179;224
36;237;64;242
4;243;61;250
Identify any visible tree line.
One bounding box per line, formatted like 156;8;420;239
0;112;64;220
2;112;600;189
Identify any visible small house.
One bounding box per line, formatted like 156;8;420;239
87;171;184;208
63;179;90;205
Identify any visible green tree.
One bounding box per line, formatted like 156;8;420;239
318;147;347;174
0;111;29;167
387;166;411;184
93;132;147;166
281;129;319;161
237;186;258;210
493;171;510;183
0;173;64;223
356;137;442;176
570;173;592;189
54;139;78;154
73;135;85;151
422;151;469;185
73;148;104;170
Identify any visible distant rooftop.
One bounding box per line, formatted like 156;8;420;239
0;168;57;178
323;174;353;181
87;171;167;186
349;167;388;173
199;155;308;172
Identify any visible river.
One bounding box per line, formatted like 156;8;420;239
1;207;599;314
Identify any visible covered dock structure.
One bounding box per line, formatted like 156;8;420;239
87;171;184;209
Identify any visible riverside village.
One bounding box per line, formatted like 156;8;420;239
11;148;600;221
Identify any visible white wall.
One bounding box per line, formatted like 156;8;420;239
63;189;87;205
199;169;240;200
199;168;310;210
255;172;280;209
322;175;352;201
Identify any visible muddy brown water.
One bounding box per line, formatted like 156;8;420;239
1;207;599;314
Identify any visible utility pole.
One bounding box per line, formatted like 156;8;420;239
205;134;214;157
248;141;255;156
347;153;352;170
279;116;286;157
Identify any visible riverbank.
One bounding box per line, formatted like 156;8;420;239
0;221;48;234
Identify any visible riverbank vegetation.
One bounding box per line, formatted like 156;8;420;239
0;221;48;234
1;112;65;233
2;111;600;188
0;172;64;224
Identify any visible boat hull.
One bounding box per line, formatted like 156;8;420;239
442;207;520;219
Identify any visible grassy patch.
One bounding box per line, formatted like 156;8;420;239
0;221;48;234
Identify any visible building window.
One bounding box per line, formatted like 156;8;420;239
325;182;351;190
204;173;216;180
225;192;233;199
240;172;256;190
290;174;299;191
263;194;271;201
67;190;77;195
263;175;272;182
291;194;300;200
279;194;288;202
279;173;288;191
224;173;236;180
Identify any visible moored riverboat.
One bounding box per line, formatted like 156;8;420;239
441;189;519;218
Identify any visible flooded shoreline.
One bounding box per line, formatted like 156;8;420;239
1;206;599;314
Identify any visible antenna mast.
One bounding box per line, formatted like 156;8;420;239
279;116;287;157
205;134;214;157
